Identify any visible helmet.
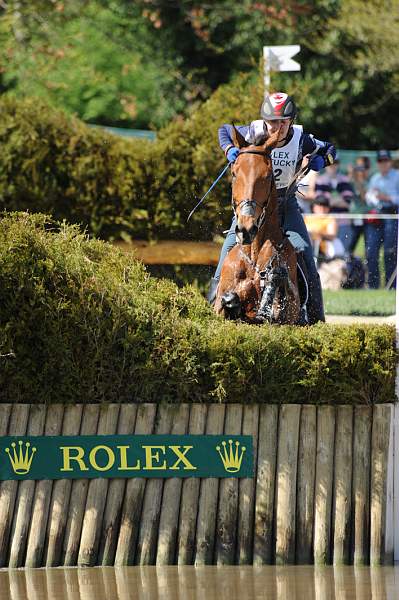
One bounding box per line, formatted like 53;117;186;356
261;92;297;121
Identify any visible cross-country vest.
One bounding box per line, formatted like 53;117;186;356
271;125;302;190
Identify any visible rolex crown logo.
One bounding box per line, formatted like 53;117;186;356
216;439;246;473
6;441;36;475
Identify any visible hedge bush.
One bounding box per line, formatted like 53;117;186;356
0;212;395;405
0;73;262;242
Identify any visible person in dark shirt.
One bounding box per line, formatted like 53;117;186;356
314;155;355;252
208;92;335;324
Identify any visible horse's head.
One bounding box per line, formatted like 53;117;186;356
230;126;280;245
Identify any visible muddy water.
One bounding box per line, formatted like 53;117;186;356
0;565;398;599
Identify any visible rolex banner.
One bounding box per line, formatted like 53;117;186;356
0;436;253;480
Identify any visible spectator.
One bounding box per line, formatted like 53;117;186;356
345;156;371;253
313;155;355;252
304;194;345;259
364;149;399;288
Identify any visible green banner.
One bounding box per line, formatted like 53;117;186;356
0;435;253;480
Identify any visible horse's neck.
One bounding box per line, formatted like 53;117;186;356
251;198;284;261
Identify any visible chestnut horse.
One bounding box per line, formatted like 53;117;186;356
214;127;301;324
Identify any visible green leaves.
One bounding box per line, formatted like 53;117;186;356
0;212;396;405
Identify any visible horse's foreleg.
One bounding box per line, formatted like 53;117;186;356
214;281;243;319
285;276;301;324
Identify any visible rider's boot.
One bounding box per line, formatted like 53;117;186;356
206;277;219;305
307;273;325;324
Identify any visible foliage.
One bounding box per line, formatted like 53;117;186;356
0;1;185;128
0;77;262;241
0;212;395;405
1;0;398;147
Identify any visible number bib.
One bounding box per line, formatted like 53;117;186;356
271;125;302;189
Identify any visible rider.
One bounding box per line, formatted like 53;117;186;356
207;92;336;324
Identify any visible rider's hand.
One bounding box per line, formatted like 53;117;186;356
227;147;240;163
323;144;336;166
308;155;325;171
309;144;336;171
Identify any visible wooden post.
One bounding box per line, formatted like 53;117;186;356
8;404;46;568
194;404;225;565
114;403;157;566
253;404;278;565
44;404;84;567
370;404;391;565
77;404;120;566
97;404;137;565
275;404;301;565
156;403;190;565
296;405;316;564
314;405;336;565
62;404;100;566
215;403;243;565
237;404;259;564
177;404;207;565
135;403;174;565
0;404;30;567
385;404;394;564
25;404;64;567
332;406;353;566
351;406;372;565
0;404;12;438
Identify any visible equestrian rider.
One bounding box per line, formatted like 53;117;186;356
208;92;336;324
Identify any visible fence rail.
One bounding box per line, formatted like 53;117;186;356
0;403;392;567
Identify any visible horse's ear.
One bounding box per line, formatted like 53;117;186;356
264;128;281;150
231;124;248;149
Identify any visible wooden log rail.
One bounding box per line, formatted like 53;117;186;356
0;403;393;567
113;241;221;265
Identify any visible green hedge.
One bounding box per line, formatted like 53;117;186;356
0;213;395;405
0;74;262;242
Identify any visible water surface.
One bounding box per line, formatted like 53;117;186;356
0;565;398;599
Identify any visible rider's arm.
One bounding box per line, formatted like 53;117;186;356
218;124;249;156
303;133;336;171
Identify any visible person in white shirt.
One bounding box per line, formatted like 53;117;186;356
364;149;399;288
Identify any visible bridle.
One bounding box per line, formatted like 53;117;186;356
232;148;274;230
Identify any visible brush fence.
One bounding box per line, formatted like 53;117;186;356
0;403;394;568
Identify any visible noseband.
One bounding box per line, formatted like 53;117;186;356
232;149;274;227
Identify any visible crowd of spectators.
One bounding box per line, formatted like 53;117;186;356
300;150;399;289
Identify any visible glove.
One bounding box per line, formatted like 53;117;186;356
323;144;336;166
308;155;325;171
309;144;336;171
226;147;240;163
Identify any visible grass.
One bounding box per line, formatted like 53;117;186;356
323;289;396;316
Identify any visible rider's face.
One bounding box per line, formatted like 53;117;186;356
264;119;292;143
